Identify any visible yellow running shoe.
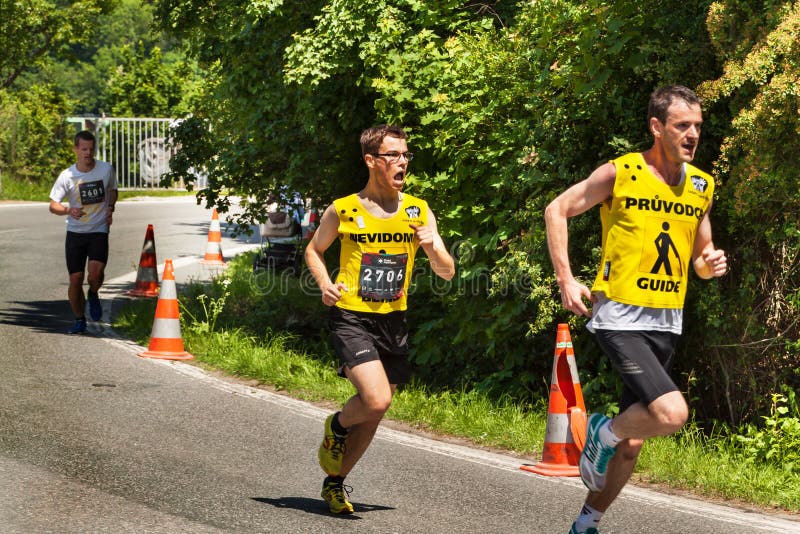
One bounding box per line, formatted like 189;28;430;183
318;413;347;476
321;478;354;514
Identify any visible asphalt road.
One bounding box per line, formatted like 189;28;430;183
0;198;798;533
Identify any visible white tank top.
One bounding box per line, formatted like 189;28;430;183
587;292;683;335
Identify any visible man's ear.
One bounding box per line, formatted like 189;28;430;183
649;116;663;138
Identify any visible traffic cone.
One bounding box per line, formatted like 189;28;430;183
199;208;226;266
127;224;159;297
520;323;587;477
139;259;193;361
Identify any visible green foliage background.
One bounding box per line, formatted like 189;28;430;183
692;0;800;424
1;0;798;428
0;0;201;185
153;0;800;426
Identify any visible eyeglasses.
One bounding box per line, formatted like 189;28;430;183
372;151;414;162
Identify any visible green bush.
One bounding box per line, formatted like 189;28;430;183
731;389;800;473
688;0;800;424
154;0;800;426
0;172;52;201
180;251;332;355
0;84;75;184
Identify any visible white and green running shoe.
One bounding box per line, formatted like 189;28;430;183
579;413;617;492
569;522;599;534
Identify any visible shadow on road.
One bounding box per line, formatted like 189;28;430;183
171;219;261;243
0;284;132;337
251;496;394;519
0;299;78;334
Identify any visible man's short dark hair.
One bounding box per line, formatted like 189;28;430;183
74;130;96;146
648;85;702;125
360;124;408;157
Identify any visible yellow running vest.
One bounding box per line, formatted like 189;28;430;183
591;153;715;308
334;193;428;314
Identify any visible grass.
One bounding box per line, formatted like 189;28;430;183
113;255;800;514
114;295;547;456
637;427;800;510
0;174;194;202
0;176;52;201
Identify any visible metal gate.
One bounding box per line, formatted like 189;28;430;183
97;117;177;190
67;116;192;190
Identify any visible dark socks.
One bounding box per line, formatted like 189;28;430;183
331;411;349;437
325;475;345;485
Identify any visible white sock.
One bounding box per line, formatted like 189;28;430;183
599;419;621;447
575;503;604;532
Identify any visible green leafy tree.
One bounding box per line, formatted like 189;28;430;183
1;1;200;185
102;42;200;116
690;0;800;423
0;83;75;183
154;1;492;218
155;0;799;426
14;0;200;116
0;0;111;182
0;0;114;90
49;0;170;114
154;0;722;399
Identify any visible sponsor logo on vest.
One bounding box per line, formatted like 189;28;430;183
624;197;704;219
636;277;681;293
350;232;415;243
405;205;421;218
690;175;708;192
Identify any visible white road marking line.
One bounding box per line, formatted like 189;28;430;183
100;257;800;533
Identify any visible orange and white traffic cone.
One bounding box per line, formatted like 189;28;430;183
139;259;193;361
199;208;226;266
127;224;159;297
520;323;587;477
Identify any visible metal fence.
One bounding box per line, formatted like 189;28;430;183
68;116;195;190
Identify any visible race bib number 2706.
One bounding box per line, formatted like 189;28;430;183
358;252;408;301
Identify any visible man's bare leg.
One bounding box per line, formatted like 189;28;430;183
610;391;688;440
586;438;643;511
573;392;688;531
68;272;85;317
338;360;396;476
87;259;106;294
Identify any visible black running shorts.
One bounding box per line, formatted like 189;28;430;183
593;329;681;412
65;231;109;274
328;306;411;385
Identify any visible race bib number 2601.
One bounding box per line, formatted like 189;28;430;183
79;180;106;205
358;252;408;301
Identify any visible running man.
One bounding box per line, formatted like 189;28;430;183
544;85;727;534
49;130;118;334
305;124;455;514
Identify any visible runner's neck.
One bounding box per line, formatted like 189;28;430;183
357;189;403;219
76;161;96;173
641;150;684;186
